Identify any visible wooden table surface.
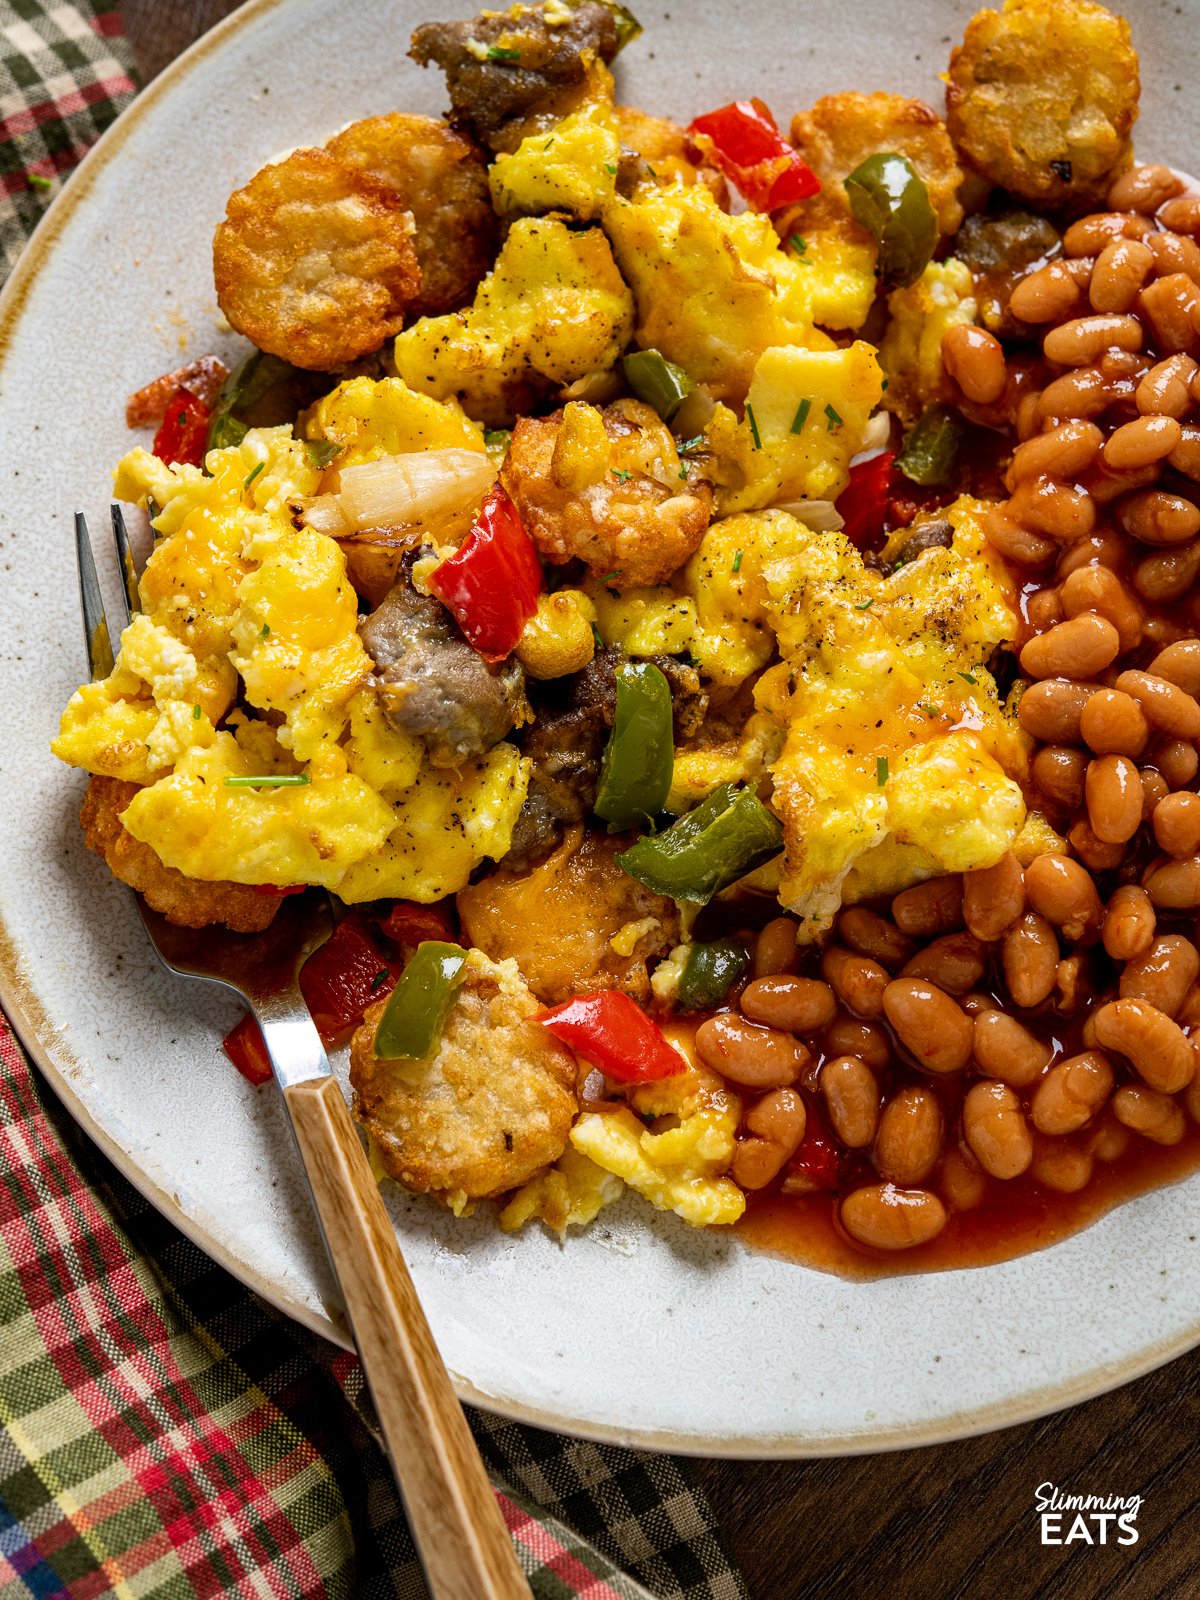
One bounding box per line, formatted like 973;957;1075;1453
115;6;1200;1596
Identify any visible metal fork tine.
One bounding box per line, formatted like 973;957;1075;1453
110;503;140;626
74;511;114;682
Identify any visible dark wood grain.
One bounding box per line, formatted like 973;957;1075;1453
114;7;1200;1597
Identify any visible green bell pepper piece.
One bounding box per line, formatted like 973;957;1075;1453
676;936;751;1012
616;783;783;904
594;661;675;831
844;152;937;288
896;405;963;487
622;349;694;422
373;941;467;1061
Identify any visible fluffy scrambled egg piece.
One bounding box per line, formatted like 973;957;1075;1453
706;342;884;515
570;1059;745;1228
498;1145;624;1234
516;589;598;679
684;509;805;692
589;583;696;658
302;374;485;468
394;215;634;426
614;105;728;204
489;100;621;219
754;498;1028;935
878;259;978;425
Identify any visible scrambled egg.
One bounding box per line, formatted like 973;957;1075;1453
684;509;806;691
752;497;1029;935
488;100;621;219
302;374;485;467
394;216;634;425
498;1145;624;1233
878;258;978;424
589;582;697;657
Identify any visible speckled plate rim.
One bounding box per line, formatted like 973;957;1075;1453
3;0;1200;1459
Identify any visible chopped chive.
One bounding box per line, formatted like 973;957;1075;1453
192;704;202;720
486;44;521;59
243;461;265;491
604;162;618;175
544;138;555;150
28;173;52;190
678;464;688;480
921;703;941;716
825;403;843;431
788;233;808;257
304;438;339;469
260;622;271;638
732;549;744;574
646;164;658;178
483;428;509;448
876;755;889;786
854;596;874;610
592;623;605;652
791;398;811;435
677;434;705;454
958;670;978;686
746;403;762;450
611;468;633;482
598;568;623;583
881;377;889;392
370;968;390;992
223;774;311;788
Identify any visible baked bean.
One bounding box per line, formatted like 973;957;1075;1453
1133;541;1200;603
1006;478;1096;542
1080;689;1149;756
733;1087;807;1189
1151;737;1200;789
1107;163;1184;213
900;932;987;996
840;1184;946;1251
1118;489;1200;546
1024;854;1103;939
740;975;836;1035
985;510;1057;568
1067;818;1125;871
1019;614;1120;680
1018;679;1095;743
1065;212;1151;255
752;917;800;978
822;1014;891;1072
1054;951;1094;1016
1104;414;1182;471
1102;884;1156;960
1090;237;1154;313
1092;996;1195;1092
963;1081;1034;1179
1032;1137;1095;1194
1186;1071;1200;1125
1145;855;1200;909
963;851;1025;940
1087;1112;1133;1163
1030;1052;1115;1136
1178;985;1200;1029
1115;669;1200;738
892;878;963;937
882;978;973;1073
1120;933;1200;1018
1033;746;1088;811
1002;911;1060;1008
821;1056;879;1149
1038;366;1110;422
1060;565;1142;652
1056;528;1129;576
694;1014;809;1089
1008;421;1104;486
836;907;914;969
1085;753;1144;843
1146;230;1200;281
820;946;889;1019
1026;588;1064;630
1015;391;1043;442
1141;768;1171;818
972;1009;1052;1087
942;324;1006;404
1150;638;1200;696
1159;195;1200;234
1167;424;1200;481
960;992;999;1017
873;1086;943;1185
1112;1084;1186;1145
1010;261;1081;324
1153;793;1200;858
1139;273;1200;352
939;1148;988;1211
1136;353;1198;417
1043;313;1142;365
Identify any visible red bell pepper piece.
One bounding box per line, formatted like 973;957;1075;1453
126;355;229;427
427;484;543;662
299;917;397;1042
222;1013;273;1087
540;991;686;1083
783;1123;842;1193
152;386;212;468
378;900;457;949
836;451;896;548
688;99;820;211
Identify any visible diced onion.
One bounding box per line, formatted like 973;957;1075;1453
337;449;496;532
860;410;892;452
302;494;351;537
772;498;845;531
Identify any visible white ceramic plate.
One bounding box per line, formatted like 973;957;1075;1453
5;0;1200;1457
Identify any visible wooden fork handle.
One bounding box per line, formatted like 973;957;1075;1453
284;1075;531;1600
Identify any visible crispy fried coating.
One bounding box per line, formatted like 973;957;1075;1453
501;398;712;589
457;825;680;1005
350;951;578;1201
325;113;497;317
213;148;422;372
409;2;619;153
80;776;280;933
788;90;965;240
945;0;1139;210
615;105;728;205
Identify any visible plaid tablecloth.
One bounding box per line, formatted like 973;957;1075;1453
0;6;751;1597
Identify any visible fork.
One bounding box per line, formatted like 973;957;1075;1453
75;508;532;1600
